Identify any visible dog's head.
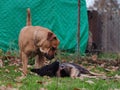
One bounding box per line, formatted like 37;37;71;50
58;64;71;77
37;32;59;60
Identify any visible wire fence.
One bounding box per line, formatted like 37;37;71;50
87;0;120;54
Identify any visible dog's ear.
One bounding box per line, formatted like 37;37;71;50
47;32;56;41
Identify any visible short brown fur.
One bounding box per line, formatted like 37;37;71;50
19;8;59;75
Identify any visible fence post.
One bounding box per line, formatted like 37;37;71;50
77;0;81;61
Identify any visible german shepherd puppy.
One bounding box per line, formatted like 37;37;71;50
31;61;92;78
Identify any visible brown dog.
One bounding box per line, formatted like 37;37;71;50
19;8;59;75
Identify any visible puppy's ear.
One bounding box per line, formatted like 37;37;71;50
47;32;56;41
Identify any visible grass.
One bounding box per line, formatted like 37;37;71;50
0;65;120;90
0;50;120;90
98;52;120;60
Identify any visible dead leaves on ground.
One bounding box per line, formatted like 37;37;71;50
0;86;18;90
82;54;120;69
0;84;18;90
37;80;51;86
80;55;120;75
37;76;52;86
40;88;48;90
0;51;21;67
74;88;81;90
0;51;120;90
85;80;95;85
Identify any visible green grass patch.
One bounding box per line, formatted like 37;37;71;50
0;65;120;90
0;50;120;90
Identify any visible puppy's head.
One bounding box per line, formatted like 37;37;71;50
58;64;72;77
37;32;59;60
60;64;72;74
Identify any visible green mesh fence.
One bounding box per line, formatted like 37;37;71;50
0;0;88;53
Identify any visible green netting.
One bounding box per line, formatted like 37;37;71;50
0;0;88;53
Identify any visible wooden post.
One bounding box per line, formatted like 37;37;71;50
77;0;81;60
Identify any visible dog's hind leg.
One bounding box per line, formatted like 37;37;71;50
70;68;80;78
21;52;28;75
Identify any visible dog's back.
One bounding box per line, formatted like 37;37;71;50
69;63;90;74
59;63;90;77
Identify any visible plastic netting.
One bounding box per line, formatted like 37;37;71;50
0;0;88;53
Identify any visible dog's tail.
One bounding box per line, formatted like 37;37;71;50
26;8;32;26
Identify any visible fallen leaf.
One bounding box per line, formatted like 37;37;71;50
82;61;88;64
16;82;23;88
15;75;26;82
14;69;20;73
6;83;13;88
37;81;44;85
27;65;32;68
0;85;18;90
69;60;74;63
5;69;10;73
87;66;96;70
81;88;87;90
40;88;48;90
91;55;98;61
9;58;21;66
7;87;18;90
37;80;50;86
79;76;84;80
100;63;105;68
74;88;80;90
115;74;120;79
61;59;67;63
114;89;120;90
85;80;95;84
18;67;22;72
0;59;3;67
109;89;120;90
105;68;112;72
0;85;6;90
110;66;119;71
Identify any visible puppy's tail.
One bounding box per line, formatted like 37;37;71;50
26;8;32;26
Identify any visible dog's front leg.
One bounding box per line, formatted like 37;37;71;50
21;52;28;75
34;55;46;68
56;68;61;77
70;68;78;78
70;68;80;78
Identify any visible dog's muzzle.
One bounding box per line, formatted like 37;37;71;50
44;53;54;60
